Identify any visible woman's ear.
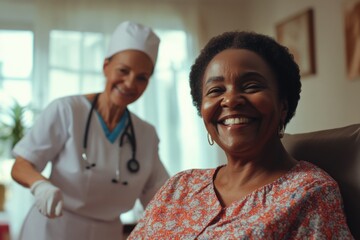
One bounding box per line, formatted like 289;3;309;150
280;100;288;124
103;58;110;73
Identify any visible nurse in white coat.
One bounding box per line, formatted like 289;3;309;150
11;21;169;240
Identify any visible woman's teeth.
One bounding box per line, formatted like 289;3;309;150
223;117;250;125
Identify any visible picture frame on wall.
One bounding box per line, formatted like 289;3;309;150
276;8;316;77
344;0;360;80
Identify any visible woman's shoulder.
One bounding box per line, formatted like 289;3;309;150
35;95;89;125
45;95;88;111
281;160;340;192
129;111;153;128
57;94;89;107
294;161;337;183
128;111;159;139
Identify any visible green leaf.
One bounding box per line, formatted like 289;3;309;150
0;99;30;148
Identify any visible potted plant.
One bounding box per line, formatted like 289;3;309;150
0;100;32;213
0;100;30;155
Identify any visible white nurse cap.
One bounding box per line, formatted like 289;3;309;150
105;21;160;65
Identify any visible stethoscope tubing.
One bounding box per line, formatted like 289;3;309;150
81;93;139;184
82;93;99;168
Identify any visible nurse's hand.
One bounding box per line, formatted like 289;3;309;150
30;180;63;218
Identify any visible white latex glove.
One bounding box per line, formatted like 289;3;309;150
30;180;63;218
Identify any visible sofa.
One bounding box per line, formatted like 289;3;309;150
282;124;360;239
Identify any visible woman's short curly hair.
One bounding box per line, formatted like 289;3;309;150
189;31;301;126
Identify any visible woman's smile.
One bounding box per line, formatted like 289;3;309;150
114;85;137;98
222;116;251;126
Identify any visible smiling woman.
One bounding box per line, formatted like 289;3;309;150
10;21;169;240
127;31;354;239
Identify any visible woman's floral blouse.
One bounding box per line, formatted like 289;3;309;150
128;161;354;239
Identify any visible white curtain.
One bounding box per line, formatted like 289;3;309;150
2;1;221;239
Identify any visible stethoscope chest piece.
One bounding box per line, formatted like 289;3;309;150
82;152;96;169
127;158;140;173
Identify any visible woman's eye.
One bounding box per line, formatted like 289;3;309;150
137;76;149;82
243;83;264;93
206;87;223;96
119;68;129;74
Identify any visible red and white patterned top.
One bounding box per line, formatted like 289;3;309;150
128;161;354;239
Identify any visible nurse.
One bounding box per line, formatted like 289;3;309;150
11;21;169;240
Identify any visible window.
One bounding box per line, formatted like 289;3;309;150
0;30;33;106
0;30;34;159
48;30;106;102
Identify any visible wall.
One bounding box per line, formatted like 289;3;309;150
243;0;360;134
0;1;35;27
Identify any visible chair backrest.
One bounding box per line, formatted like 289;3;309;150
282;124;360;239
0;184;5;211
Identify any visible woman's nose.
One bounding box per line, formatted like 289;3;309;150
123;75;137;90
220;91;245;108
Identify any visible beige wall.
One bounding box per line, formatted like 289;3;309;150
198;0;359;134
246;0;358;134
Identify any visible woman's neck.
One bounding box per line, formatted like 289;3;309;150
214;144;297;207
87;93;126;131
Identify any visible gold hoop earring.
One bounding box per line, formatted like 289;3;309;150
207;133;214;146
278;124;285;138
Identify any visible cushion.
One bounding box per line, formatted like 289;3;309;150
282;124;360;239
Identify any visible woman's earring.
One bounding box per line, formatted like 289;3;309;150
207;133;214;146
278;124;285;138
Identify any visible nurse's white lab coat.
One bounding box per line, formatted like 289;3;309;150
13;95;169;240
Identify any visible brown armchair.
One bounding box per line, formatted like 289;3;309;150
282;124;360;239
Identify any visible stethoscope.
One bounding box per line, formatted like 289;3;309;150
81;93;140;185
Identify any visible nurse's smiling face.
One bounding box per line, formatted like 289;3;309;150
103;50;154;108
201;49;287;157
